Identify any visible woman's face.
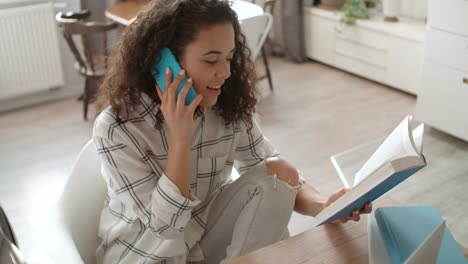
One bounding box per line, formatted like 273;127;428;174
179;22;235;107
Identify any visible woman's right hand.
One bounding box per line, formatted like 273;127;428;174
156;68;203;145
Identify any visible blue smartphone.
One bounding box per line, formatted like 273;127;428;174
151;48;197;105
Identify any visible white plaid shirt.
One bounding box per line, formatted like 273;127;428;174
93;93;278;264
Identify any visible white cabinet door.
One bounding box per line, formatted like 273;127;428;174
386;37;425;94
303;13;335;65
334;26;388;84
416;60;468;141
303;7;425;95
425;28;468;72
428;0;468;36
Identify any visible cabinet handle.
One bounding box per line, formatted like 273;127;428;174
464;78;468;84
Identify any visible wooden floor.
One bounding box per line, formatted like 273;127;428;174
1;56;467;259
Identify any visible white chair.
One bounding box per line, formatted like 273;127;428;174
38;140;105;264
240;12;274;90
240;13;272;60
0;206;27;264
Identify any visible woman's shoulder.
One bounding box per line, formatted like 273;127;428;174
93;105;123;140
93;94;163;141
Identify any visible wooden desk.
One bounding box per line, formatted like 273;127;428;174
105;0;263;26
105;0;149;25
227;219;369;264
226;198;398;264
226;201;468;263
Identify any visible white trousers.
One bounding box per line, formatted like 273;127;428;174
195;163;299;264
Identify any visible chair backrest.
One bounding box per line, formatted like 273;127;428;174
0;207;27;264
55;10;118;76
240;13;273;59
250;0;276;14
57;140;106;264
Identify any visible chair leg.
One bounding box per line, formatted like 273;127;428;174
261;47;273;91
83;78;90;120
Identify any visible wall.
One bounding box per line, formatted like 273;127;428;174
399;0;428;20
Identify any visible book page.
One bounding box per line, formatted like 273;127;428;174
412;123;425;155
353;116;420;187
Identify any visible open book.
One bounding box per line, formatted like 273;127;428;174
314;115;426;226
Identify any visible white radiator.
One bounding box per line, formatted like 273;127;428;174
0;2;64;100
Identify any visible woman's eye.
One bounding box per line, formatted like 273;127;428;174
205;58;232;65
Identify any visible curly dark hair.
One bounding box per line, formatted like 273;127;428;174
96;0;258;129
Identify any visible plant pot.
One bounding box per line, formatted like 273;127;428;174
364;0;376;8
320;0;346;10
382;0;402;22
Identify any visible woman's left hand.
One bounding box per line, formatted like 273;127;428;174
325;187;372;224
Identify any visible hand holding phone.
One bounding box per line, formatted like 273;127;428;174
152;49;203;201
151;48;197;105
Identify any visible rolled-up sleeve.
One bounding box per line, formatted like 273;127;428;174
233;117;279;174
232;118;306;184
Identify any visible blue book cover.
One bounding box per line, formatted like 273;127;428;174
315;159;425;226
375;206;467;264
322;165;424;224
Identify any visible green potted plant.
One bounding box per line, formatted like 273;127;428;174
339;0;369;26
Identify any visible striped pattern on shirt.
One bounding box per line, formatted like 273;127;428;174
93;93;278;264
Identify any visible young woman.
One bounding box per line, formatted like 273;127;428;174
93;0;371;263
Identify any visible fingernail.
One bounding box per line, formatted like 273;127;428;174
179;69;185;75
187;77;192;83
166;67;169;74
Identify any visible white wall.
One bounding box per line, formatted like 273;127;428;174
399;0;428;20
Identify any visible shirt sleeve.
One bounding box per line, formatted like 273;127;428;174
93;121;200;239
232;117;307;184
233;117;279;174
